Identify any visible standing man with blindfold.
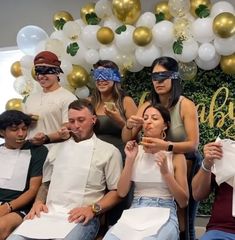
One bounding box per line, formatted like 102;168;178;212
23;51;76;145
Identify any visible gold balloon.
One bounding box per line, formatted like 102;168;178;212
67;65;89;88
213;12;235;38
190;0;211;17
53;11;74;30
133;26;152;46
80;3;96;24
220;54;235;75
10;61;22;78
154;1;173;21
112;0;141;25
97;27;114;45
5;98;23;111
31;67;36;80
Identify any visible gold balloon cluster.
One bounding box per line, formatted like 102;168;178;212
190;0;211;17
133;27;152;46
213;12;235;38
67;65;90;89
11;61;22;78
53;11;74;30
112;0;141;24
97;27;114;45
154;1;173;21
5;98;23;111
220;54;235;75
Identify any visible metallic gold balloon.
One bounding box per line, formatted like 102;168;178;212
133;26;152;46
220;54;235;75
31;67;36;80
154;1;173;21
213;12;235;38
112;0;141;25
67;65;89;88
5;98;23;111
80;3;96;24
97;27;114;45
190;0;211;17
10;61;22;78
53;11;74;30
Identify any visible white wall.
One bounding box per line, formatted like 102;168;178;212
0;0;234;48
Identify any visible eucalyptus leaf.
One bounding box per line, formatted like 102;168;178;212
85;12;101;25
195;4;210;18
115;25;127;34
54;18;66;30
66;42;79;56
173;38;183;54
155;12;165;23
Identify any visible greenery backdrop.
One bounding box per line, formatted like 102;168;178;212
122;66;235;215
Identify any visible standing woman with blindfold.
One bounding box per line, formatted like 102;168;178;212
23;51;77;145
122;56;202;240
90;60;137;225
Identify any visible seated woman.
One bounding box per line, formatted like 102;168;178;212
104;104;189;240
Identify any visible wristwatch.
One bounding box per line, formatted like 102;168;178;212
91;203;102;216
167;142;174;151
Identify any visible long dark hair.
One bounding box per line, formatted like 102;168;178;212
149;56;182;108
91;60;127;118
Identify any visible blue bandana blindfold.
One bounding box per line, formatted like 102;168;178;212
92;68;121;83
152;71;180;82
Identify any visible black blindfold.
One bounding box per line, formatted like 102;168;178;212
151;71;179;82
35;66;63;76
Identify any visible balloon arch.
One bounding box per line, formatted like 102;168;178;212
7;0;235;110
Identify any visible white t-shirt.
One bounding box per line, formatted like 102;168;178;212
23;87;76;138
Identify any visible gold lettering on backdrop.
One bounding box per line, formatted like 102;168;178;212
139;87;234;138
196;87;235;138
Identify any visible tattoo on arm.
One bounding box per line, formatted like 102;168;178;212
36;181;50;203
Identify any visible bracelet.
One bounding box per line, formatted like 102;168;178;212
44;135;51;144
201;160;211;173
125;123;133;130
5;202;13;213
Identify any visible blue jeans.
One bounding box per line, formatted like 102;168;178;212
7;217;100;240
104;196;179;240
200;230;235;240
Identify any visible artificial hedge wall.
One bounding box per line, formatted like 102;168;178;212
122;66;235;215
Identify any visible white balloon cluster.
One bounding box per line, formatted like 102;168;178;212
13;0;235;96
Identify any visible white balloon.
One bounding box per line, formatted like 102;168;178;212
50;30;66;41
115;25;136;53
198;43;216;61
128;56;144;72
161;46;177;60
63;21;81;40
75;86;90;98
136;12;156;28
45;39;64;57
60;59;73;75
95;0;112;18
17;25;49;55
34;40;46;54
13;76;34;95
74;19;86;30
192;18;215;43
210;1;235;18
152;21;174;47
20;55;34;69
99;45;119;63
102;16;122;31
195;53;221;70
175;39;198;62
81;25;101;49
214;36;235;56
85;49;100;65
135;44;161;67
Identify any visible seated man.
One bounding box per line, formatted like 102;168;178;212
0;110;48;239
192;141;235;239
8;99;122;240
